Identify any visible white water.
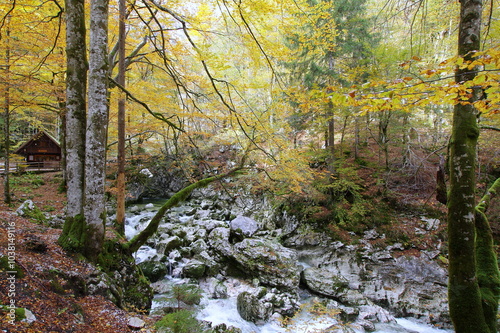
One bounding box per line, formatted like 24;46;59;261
195;295;453;333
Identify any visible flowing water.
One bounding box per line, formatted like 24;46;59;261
125;200;453;333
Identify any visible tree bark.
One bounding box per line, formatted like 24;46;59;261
3;15;11;204
64;0;87;218
474;177;500;333
84;0;110;260
115;0;127;235
447;1;492;332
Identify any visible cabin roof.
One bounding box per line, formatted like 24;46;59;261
14;131;61;155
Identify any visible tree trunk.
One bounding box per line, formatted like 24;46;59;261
378;110;391;170
84;0;110;260
58;0;88;253
447;1;490;332
339;114;349;158
474;178;500;333
115;0;127;235
401;112;411;168
64;0;87;218
354;116;360;160
326;100;335;176
3;15;11;204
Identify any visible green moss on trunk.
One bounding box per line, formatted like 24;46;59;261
475;178;500;333
58;214;87;253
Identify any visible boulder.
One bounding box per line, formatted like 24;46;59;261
232;239;300;290
157;236;183;254
301;267;349;298
208;227;233;258
194;251;220;276
182;259;206;278
230;216;259;238
138;260;168;282
206;277;228;299
191;239;208;254
210;323;242;333
236;291;273;324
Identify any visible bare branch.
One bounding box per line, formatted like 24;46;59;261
109;76;184;132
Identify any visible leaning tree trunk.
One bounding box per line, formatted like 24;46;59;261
84;0;110;260
447;0;491;332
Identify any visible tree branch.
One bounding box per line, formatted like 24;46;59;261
109;77;183;132
480;125;500;132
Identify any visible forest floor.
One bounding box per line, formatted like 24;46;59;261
0;172;158;333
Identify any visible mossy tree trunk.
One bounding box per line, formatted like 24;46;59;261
64;0;87;218
124;167;244;254
447;1;493;332
58;0;87;252
475;178;500;333
83;0;110;261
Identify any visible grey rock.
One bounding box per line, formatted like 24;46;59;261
208;227;233;257
206;277;228;299
182;259;206;278
194;250;220;276
236;291;273;324
301;267;349;298
128;316;145;329
233;238;300;290
16;200;35;216
230;216;259;238
23;309;36;324
421;216;440;231
191;239;208;254
157;236;183;254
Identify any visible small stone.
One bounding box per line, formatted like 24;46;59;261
127;316;145;330
23;309;36;324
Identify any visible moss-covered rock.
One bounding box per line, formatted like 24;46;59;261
138;260;169;283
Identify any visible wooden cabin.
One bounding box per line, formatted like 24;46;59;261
14;131;61;169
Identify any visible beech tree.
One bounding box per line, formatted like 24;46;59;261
63;0;87;219
447;0;499;332
3;14;11;204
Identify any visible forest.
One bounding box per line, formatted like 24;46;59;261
1;0;500;332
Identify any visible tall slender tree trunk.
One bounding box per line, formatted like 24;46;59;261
84;0;110;259
354;116;360;160
115;0;127;235
3;15;11;204
58;0;88;254
447;1;491;332
64;0;87;218
401;113;411;167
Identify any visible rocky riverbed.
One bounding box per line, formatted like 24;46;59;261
122;185;453;333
